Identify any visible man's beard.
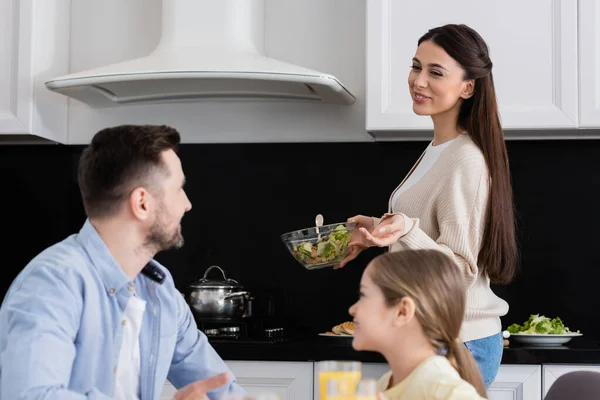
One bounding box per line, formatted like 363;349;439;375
144;204;184;253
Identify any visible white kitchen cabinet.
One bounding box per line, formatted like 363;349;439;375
0;0;34;136
367;0;578;137
352;363;545;400
159;362;600;399
359;362;389;380
0;0;69;143
578;0;600;128
227;361;313;400
542;364;600;397
160;361;313;399
487;365;542;400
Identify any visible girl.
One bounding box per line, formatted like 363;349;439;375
339;24;517;387
350;250;486;400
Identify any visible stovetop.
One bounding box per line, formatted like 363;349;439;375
203;325;291;344
194;313;295;344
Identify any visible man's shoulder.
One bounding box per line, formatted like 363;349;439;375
19;234;92;287
1;234;91;313
33;233;88;267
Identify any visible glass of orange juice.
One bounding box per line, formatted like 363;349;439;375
317;361;361;400
326;377;359;400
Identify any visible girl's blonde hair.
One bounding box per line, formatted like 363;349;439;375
369;249;486;398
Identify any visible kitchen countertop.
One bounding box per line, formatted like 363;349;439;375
211;335;600;365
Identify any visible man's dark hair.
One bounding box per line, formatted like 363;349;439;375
77;124;181;218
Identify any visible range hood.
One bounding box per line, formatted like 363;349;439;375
45;0;355;107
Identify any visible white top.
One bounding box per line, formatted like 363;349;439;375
114;295;147;400
391;137;457;210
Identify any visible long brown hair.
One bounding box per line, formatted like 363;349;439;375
369;250;487;398
418;24;518;284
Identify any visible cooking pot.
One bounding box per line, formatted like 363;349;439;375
188;265;251;321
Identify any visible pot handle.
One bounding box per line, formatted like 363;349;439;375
223;291;249;300
201;265;239;284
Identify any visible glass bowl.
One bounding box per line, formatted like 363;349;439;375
280;222;356;270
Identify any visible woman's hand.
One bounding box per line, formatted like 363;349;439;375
358;213;406;247
334;215;374;269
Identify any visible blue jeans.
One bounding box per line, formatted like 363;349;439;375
464;332;503;388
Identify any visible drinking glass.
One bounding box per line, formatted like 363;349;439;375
326;377;357;400
355;379;378;400
317;361;361;400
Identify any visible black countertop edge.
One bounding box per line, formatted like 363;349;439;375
210;336;600;365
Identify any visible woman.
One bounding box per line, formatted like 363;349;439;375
338;24;518;387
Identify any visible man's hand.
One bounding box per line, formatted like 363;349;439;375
173;372;229;400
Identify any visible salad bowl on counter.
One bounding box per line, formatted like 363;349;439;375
281;222;356;270
507;314;582;346
508;333;582;346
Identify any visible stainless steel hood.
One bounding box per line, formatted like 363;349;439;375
45;0;356;107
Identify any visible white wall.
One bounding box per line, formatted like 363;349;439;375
64;0;370;144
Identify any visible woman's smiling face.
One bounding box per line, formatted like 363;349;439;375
408;40;474;118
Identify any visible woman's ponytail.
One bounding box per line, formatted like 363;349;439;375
446;339;487;398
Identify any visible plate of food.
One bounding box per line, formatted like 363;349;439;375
507;314;582;346
318;332;353;338
319;321;355;338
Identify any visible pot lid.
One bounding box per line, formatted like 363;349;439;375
189;265;242;289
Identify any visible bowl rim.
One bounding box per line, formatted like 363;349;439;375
280;221;357;241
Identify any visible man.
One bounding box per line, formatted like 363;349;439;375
0;125;244;399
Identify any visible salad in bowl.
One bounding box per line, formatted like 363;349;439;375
281;222;356;270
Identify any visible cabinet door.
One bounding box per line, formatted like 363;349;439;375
579;0;600;128
227;361;313;400
159;362;312;400
0;0;69;143
543;364;600;397
487;365;542;400
0;0;34;136
367;0;578;136
360;362;389;380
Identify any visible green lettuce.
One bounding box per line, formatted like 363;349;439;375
507;314;577;335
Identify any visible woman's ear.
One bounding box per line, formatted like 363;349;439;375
461;79;475;99
394;296;416;327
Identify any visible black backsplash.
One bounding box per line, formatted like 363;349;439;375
2;140;598;338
